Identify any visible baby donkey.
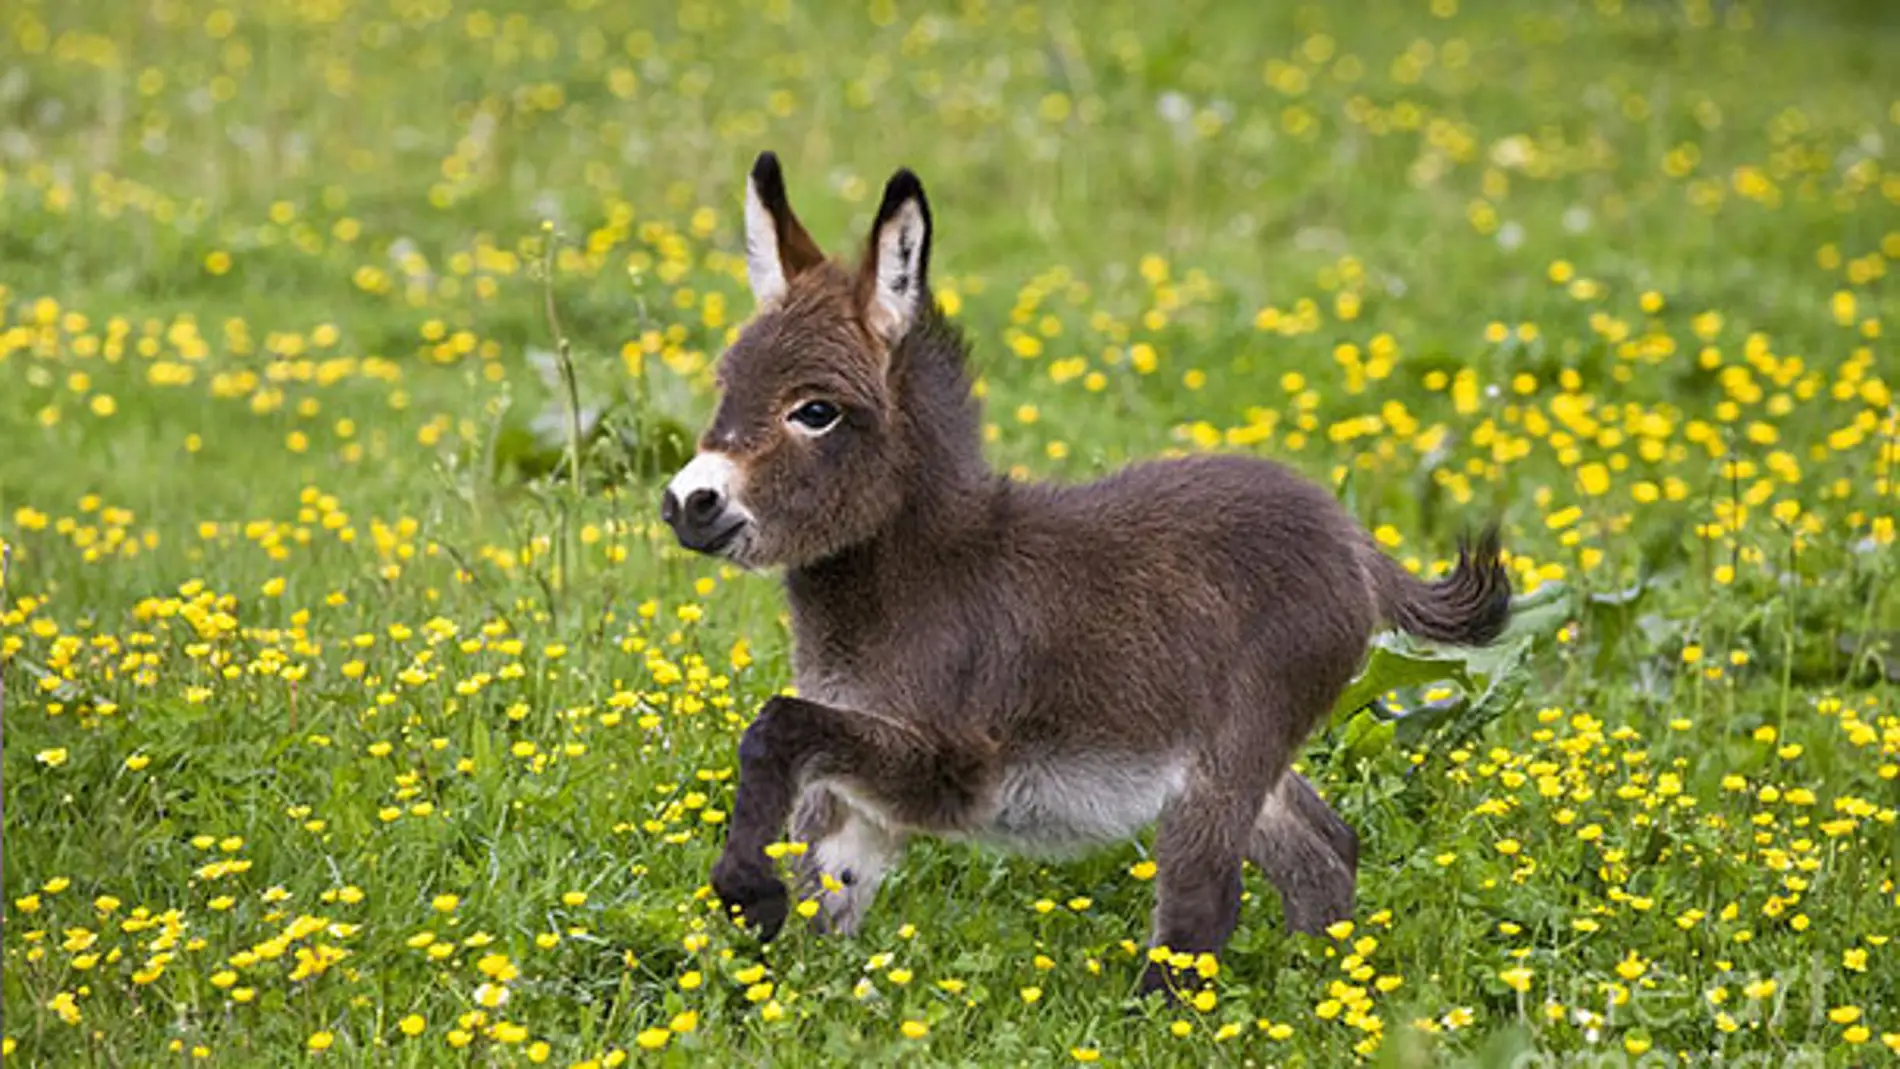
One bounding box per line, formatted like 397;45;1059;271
660;152;1511;997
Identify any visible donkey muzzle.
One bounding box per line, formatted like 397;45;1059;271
662;452;749;556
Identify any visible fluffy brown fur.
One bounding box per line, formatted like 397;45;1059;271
661;152;1511;999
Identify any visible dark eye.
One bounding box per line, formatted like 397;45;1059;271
787;400;842;432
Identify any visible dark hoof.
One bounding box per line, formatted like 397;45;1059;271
1134;960;1205;1004
1132;960;1178;1002
711;858;789;942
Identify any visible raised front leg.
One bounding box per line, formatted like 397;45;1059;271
710;695;993;940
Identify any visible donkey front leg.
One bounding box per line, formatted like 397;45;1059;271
1139;778;1264;999
711;695;993;940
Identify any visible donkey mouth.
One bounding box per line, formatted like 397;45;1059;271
682;520;748;557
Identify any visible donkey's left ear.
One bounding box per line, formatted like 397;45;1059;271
859;168;933;346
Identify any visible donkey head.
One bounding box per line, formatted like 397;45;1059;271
660;151;935;569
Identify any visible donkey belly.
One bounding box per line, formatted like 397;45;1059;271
967;753;1188;858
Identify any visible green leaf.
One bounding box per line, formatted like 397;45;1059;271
1587;579;1649;675
1331;583;1569;750
1409;636;1534;749
1339;708;1398;762
1329;634;1473;727
1498;580;1571;645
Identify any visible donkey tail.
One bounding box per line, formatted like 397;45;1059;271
1366;525;1512;646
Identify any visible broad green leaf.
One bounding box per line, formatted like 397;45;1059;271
1587;578;1650;675
1405;636;1535;749
1329;635;1473;727
1339;708;1398;762
1332;583;1570;750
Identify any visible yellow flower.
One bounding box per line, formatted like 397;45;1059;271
399;1015;425;1037
48;992;82;1025
1576;462;1610;496
36;748;69;768
900;1020;929;1040
491;1021;528;1044
307;1031;334;1052
634;1028;670;1051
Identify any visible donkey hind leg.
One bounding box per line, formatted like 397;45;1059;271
1138;775;1264;999
1247;771;1357;935
790;785;906;936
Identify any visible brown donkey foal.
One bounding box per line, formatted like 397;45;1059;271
660;152;1511;997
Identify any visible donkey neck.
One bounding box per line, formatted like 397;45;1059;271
887;307;987;497
784;468;996;604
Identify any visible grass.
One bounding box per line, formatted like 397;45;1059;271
2;0;1898;1064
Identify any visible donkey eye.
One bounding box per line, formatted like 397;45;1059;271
787;400;842;432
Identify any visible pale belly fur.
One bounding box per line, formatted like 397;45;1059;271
794;678;1186;856
957;752;1188;857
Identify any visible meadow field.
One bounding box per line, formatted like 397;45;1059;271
3;0;1898;1064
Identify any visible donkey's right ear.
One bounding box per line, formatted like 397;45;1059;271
744;151;825;307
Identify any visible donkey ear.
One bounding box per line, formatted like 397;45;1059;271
744;151;825;307
860;168;933;346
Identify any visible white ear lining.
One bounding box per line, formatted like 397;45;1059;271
868;200;926;344
744;177;786;307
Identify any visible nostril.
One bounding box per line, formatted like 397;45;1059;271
685;488;722;523
660;490;681;526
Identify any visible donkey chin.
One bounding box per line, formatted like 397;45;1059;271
656;149;1515;1004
